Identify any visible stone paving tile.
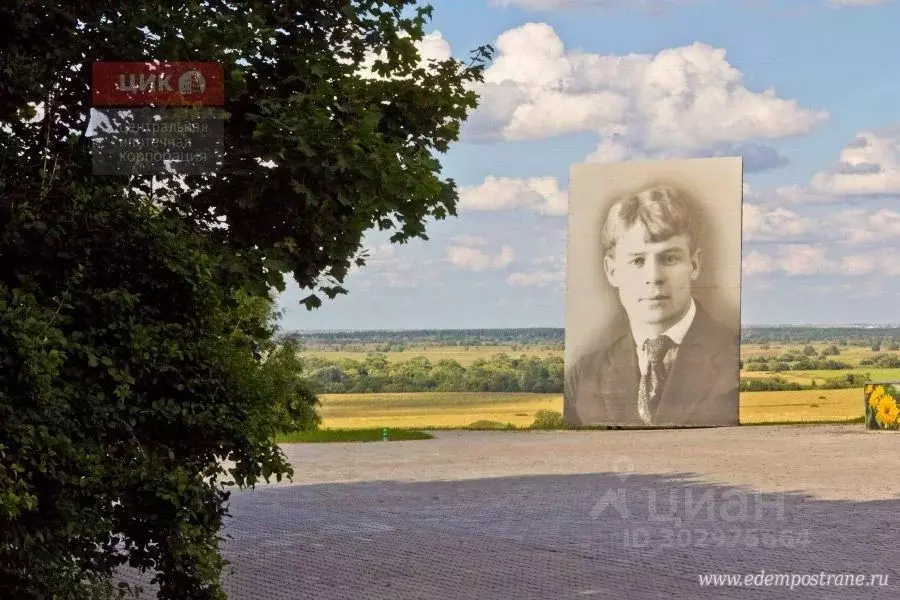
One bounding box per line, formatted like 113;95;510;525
115;426;900;599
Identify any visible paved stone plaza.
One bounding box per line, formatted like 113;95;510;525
117;425;899;598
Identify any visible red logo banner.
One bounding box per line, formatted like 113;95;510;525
92;62;224;106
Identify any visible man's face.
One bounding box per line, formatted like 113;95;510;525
603;222;700;331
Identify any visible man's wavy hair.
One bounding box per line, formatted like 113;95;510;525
601;183;703;259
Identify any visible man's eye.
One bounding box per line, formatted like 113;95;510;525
630;258;644;266
663;255;679;265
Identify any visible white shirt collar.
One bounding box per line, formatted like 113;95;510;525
632;297;697;350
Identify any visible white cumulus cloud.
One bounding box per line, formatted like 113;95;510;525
492;0;894;9
356;30;452;79
822;208;900;246
779;244;829;276
348;241;432;288
445;243;516;271
458;176;567;215
506;256;566;287
810;128;900;195
743;181;836;206
464;23;827;159
839;254;877;275
743;204;815;241
417;31;453;63
742;244;900;278
742;250;776;275
488;0;694;11
742;244;829;276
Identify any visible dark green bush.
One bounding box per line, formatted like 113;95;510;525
530;410;565;430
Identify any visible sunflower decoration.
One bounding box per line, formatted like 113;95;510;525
865;383;900;430
868;385;885;410
876;398;900;428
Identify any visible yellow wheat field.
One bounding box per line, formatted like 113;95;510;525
739;388;863;423
318;392;561;429
316;389;865;429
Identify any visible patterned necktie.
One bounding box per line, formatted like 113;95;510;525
638;335;672;425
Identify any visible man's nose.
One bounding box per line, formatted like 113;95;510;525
644;259;665;284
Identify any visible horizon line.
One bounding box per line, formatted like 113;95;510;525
282;324;900;333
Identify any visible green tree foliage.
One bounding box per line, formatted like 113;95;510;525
740;373;870;392
859;353;900;368
1;189;302;600
743;353;851;372
0;1;490;598
530;410;565;430
300;350;875;394
820;373;871;388
303;353;565;393
739;377;803;392
228;288;322;436
741;329;900;345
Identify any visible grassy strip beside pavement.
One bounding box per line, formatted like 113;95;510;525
418;418;868;431
276;428;434;443
739;416;864;427
275;413;868;443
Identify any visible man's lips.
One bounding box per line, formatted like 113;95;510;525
641;295;669;301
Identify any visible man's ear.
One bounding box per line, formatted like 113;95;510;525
690;248;702;281
603;254;618;287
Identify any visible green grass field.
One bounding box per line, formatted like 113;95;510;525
300;343;883;430
276;428;434;443
742;368;900;387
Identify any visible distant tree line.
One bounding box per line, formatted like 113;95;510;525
287;340;563;353
742;345;853;372
302;352;871;395
858;353;900;367
742;328;900;346
281;326;900;351
302;352;564;393
281;328;566;347
740;374;871;392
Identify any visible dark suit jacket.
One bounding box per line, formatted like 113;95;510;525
565;302;739;427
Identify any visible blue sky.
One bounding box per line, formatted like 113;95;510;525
275;0;900;330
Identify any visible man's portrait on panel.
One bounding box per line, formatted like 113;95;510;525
564;179;740;427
